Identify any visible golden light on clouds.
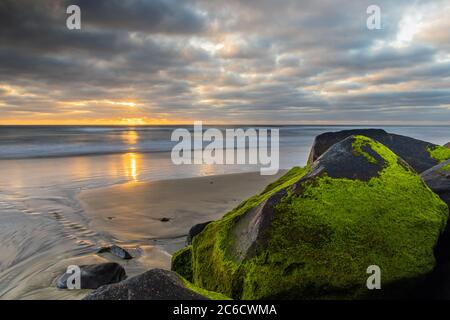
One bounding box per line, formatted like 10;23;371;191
60;100;138;108
120;118;146;126
1;1;450;125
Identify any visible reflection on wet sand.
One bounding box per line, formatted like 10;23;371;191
122;152;140;182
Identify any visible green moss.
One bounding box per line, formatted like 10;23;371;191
352;135;378;164
237;137;448;299
189;166;309;297
177;136;449;300
172;246;193;282
440;163;450;172
428;146;450;163
179;275;232;300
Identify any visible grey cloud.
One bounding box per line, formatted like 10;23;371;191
0;0;449;124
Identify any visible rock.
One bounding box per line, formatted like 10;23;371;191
422;160;450;206
421;160;450;263
83;268;208;300
172;246;193;282
98;245;133;260
160;217;171;222
57;262;126;289
445;143;450;148
173;136;449;299
307;129;445;173
186;221;212;245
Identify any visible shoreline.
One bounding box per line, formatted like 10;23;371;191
77;171;286;252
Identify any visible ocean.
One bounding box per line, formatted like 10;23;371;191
0;125;448;299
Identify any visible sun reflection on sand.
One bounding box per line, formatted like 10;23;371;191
122;152;140;181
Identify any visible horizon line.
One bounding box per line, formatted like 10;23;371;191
1;123;450;127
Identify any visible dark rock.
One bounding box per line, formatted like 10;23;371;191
186;221;212;245
304;135;389;182
421;160;450;263
233;136;391;261
56;262;126;289
422;159;450;205
308;129;438;173
98;245;133;260
232;190;287;260
160;217;170;222
174;135;448;299
171;246;193;282
83;268;208;300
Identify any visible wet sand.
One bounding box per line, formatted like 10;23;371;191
0;171;283;300
78;171;284;250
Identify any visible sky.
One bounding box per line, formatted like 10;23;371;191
0;0;449;125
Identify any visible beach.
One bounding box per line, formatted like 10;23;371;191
78;172;284;246
0;169;282;300
0;125;449;299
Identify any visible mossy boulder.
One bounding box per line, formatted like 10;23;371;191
187;221;213;245
422;159;450;206
308;129;445;173
172;135;448;299
428;146;450;164
172;246;193;282
422;160;450;264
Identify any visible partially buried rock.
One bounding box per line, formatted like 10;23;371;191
307;129;447;173
173;135;449;299
57;262;126;289
98;245;133;260
84;268;208;300
160;217;171;222
186;221;212;245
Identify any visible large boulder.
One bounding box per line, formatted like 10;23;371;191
422;160;450;206
56;263;126;289
421;160;450;264
173;135;448;299
445;143;450;148
307;129;448;173
84;269;209;300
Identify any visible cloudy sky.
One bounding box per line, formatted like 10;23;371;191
0;0;449;125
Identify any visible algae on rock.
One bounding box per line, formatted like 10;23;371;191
173;136;449;300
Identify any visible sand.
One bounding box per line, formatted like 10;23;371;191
0;171;283;300
78;171;284;253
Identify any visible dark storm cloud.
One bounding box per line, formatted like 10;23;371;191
71;0;206;34
0;0;449;124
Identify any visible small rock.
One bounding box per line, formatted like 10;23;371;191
83;268;208;300
56;262;126;289
160;217;171;222
98;245;133;260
